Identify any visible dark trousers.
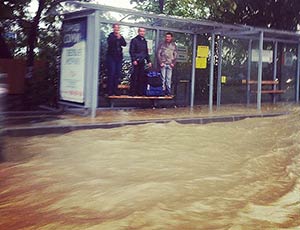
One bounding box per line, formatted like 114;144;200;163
130;63;146;96
107;56;122;95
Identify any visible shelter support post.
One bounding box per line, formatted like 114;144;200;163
217;37;223;108
90;11;100;118
155;29;160;69
190;34;197;108
257;31;264;110
272;41;278;104
246;40;252;106
85;16;93;110
296;43;300;103
209;33;215;111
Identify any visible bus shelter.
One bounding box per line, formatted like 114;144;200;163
60;2;300;117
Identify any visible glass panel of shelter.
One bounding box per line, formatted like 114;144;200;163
218;38;297;105
220;38;249;105
95;11;299;108
247;41;297;104
97;22;194;107
280;44;297;102
248;40;275;104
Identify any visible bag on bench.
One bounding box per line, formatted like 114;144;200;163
146;71;162;87
145;71;164;96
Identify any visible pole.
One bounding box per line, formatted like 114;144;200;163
91;10;100;118
257;31;264;111
190;34;197;108
246;40;252;106
217;37;223;107
272;41;278;104
209;33;215;111
296;43;300;103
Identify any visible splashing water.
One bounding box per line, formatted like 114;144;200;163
1;109;300;229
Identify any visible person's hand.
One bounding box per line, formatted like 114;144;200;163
133;61;138;65
170;63;175;68
117;33;121;39
160;63;165;67
148;63;152;68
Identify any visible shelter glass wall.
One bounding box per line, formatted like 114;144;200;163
248;41;275;103
97;22;193;107
62;5;300;116
279;44;297;101
220;38;248;104
98;23;156;107
193;34;210;105
248;41;297;103
220;39;298;105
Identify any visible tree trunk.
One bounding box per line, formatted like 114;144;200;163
0;33;12;59
26;0;46;78
159;0;164;13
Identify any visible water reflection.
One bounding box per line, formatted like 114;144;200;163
1;109;300;229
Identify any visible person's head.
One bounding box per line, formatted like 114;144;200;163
165;32;173;43
112;23;120;34
138;27;146;37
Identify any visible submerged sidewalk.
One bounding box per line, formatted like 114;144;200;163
1;103;293;137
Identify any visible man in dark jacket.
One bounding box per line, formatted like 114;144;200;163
129;27;152;96
107;23;126;96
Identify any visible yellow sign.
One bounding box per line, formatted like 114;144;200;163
196;57;207;69
197;46;209;57
221;76;227;84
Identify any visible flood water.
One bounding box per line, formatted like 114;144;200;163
1;108;300;229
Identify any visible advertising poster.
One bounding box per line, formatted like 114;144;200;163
60;18;87;103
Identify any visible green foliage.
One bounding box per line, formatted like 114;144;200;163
131;0;300;31
0;0;92;108
131;0;210;19
207;0;300;31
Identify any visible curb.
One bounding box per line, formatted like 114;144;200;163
1;112;289;137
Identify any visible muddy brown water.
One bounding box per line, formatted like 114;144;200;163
1;107;300;229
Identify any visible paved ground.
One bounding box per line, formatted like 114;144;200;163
0;101;294;137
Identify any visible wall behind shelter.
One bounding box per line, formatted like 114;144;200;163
0;59;46;94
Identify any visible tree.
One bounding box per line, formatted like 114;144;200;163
0;0;90;74
0;0;92;108
131;0;210;18
131;0;300;31
0;0;30;58
25;0;91;76
210;0;300;31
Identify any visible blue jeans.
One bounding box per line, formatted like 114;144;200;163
107;56;122;95
161;64;173;94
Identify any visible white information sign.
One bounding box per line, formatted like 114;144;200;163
251;49;273;63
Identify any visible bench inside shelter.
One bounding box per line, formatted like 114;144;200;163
107;84;174;108
242;79;285;94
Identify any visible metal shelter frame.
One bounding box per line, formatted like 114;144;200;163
63;2;300;117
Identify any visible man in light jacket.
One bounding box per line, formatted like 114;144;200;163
157;32;178;95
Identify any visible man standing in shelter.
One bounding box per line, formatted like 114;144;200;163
107;23;127;96
129;27;152;96
157;32;177;95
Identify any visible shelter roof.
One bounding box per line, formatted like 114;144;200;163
64;2;300;44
